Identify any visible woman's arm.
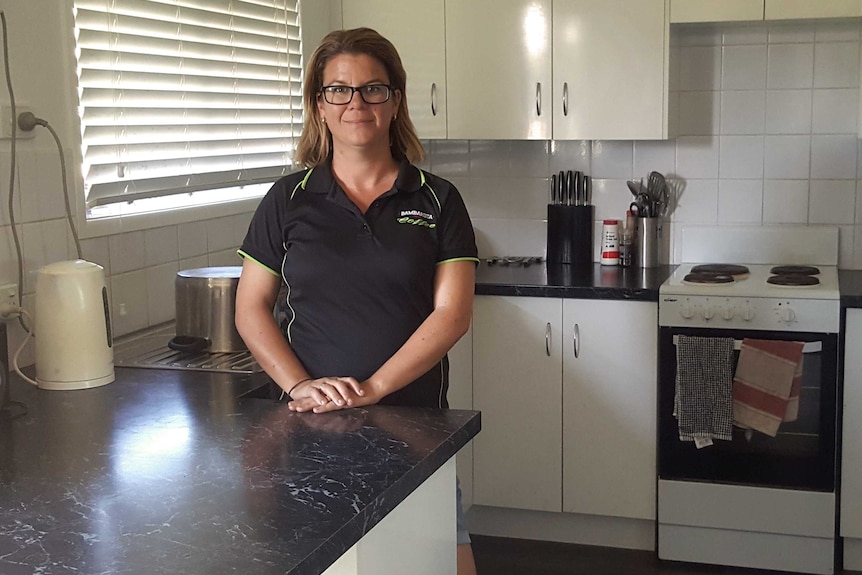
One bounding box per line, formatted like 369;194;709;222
235;259;363;406
289;260;475;412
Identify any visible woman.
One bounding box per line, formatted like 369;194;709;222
235;28;479;574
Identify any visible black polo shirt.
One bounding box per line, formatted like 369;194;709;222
239;158;478;408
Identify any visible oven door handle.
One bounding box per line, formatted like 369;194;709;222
672;335;822;353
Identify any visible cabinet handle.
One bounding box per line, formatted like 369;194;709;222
431;82;437;117
545;322;551;356
562;82;569;117
572;323;580;359
536;82;542;117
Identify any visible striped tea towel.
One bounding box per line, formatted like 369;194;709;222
732;339;804;437
674;335;735;443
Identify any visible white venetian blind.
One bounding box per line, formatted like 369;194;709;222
72;0;303;215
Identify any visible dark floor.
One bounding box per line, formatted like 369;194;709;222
471;535;857;575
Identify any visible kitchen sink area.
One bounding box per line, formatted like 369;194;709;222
113;322;262;374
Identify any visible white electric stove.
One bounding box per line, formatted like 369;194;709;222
657;225;841;575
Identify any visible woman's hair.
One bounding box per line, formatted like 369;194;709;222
294;27;425;167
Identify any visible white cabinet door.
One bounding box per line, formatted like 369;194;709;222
766;0;862;19
552;0;668;140
445;0;552;140
562;299;657;520
671;0;764;23
448;323;474;509
472;296;562;512
341;0;447;139
842;309;862;538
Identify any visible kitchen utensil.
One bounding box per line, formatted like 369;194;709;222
557;171;565;205
564;170;574;205
170;266;247;353
574;171;583;205
550;173;557;204
627;180;642;198
35;260;114;390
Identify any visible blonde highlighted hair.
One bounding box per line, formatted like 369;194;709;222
294;28;425;167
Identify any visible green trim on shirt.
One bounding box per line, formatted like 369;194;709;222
237;250;281;276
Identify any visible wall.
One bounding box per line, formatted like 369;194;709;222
1;6;860;367
423;19;862;269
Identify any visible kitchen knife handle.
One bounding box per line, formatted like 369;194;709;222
584;175;592;206
574;171;583;206
558;171;565;205
562;82;569;117
536;83;542;117
431;83;437;116
550;174;557;204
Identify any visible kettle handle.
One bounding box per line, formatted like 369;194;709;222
168;335;209;353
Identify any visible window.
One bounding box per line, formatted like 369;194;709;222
72;0;303;219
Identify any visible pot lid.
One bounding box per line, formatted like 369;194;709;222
178;266;242;279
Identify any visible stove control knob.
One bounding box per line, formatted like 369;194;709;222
722;307;734;320
680;304;694;319
701;306;715;320
779;306;796;323
741;306;755;321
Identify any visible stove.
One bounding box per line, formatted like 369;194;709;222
657;225;841;575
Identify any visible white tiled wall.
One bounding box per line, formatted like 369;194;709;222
425;20;862;270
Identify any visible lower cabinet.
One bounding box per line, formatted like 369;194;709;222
472;295;657;520
841;309;862;570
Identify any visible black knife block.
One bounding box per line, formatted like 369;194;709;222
547;205;594;265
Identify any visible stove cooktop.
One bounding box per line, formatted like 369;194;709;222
661;264;840;300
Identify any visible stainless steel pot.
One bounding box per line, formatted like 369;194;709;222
169;266;246;353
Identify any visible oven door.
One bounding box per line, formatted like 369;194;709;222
658;326;838;491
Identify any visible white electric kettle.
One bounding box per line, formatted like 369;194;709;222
34;260;114;390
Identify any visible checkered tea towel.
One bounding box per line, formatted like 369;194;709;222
733;339;804;437
674;335;735;442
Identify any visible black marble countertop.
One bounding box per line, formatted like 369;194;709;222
0;369;479;575
475;261;674;301
840;269;862;308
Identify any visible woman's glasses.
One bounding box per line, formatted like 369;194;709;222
320;84;393;105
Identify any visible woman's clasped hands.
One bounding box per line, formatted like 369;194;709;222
286;376;373;413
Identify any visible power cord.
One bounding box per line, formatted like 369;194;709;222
17;111;83;259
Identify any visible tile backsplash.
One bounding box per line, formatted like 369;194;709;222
1;19;862;363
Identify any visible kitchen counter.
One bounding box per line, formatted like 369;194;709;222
476;261;674;301
0;369;479;575
840;269;862;308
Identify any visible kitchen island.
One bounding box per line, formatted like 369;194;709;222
0;368;479;575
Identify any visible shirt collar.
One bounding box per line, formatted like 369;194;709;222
305;156;423;196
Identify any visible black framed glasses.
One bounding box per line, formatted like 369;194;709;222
320;84;393;105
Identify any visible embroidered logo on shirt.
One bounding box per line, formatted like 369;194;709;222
397;209;436;229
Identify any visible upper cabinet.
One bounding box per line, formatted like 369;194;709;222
341;0;448;139
447;0;668;141
766;0;862;19
446;0;553;140
671;0;764;23
553;0;668;140
671;0;862;23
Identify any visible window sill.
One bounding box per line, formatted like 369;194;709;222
77;196;262;239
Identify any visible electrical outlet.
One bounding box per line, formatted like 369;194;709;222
1;104;34;139
0;283;18;317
